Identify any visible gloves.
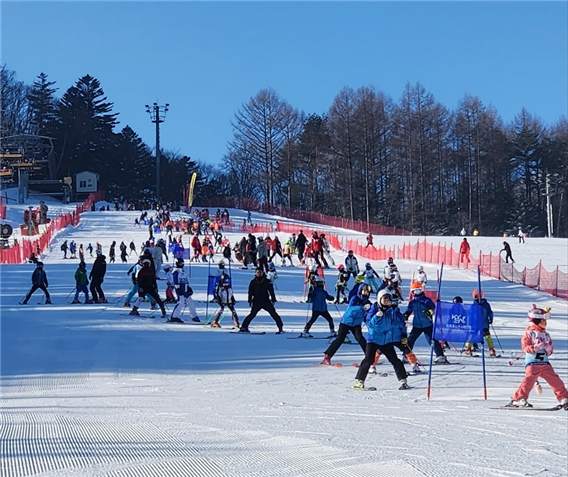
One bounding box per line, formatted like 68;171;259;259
403;311;411;320
363;304;371;311
423;309;434;319
488;317;493;325
401;336;408;345
186;286;193;296
533;339;545;352
375;310;384;317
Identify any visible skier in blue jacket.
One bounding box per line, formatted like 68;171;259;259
353;289;409;390
404;283;447;363
301;276;337;338
321;283;372;365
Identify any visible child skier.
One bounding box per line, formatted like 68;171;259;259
334;264;349;304
21;262;52;305
508;305;568;409
301;276;337;338
412;265;428;288
72;262;91;304
163;263;176;304
464;289;497;356
362;262;381;293
304;265;320;301
267;262;278;284
211;276;240;329
169;258;200;323
403;282;448;364
353;289;409;390
321;283;372;365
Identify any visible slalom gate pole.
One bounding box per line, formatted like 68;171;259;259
478;265;487;400
427;262;444;400
490;323;504;354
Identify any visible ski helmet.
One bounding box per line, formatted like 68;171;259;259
365;262;371;268
315;276;325;285
36;261;44;268
417;265;424;272
79;262;86;268
472;289;484;300
410;282;424;295
142;259;151;267
218;262;225;269
528;305;551;321
360;284;372;295
453;296;463;304
387;257;394;264
337;264;345;271
175;258;184;268
377;289;392;302
354;274;365;284
268;262;275;270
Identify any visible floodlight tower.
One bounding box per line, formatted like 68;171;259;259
145;102;169;201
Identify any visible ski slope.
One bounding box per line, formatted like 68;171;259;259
1;196;567;477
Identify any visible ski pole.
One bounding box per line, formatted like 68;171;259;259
65;287;76;302
490;323;504;354
508;352;524;366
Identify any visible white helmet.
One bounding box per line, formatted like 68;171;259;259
377;289;393;302
417;265;424;272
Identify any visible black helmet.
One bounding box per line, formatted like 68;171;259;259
219;262;225;269
453;296;463;304
36;261;44;268
79;262;86;268
176;258;184;268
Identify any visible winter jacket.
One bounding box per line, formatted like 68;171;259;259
345;256;359;274
365;303;406;345
137;266;157;293
405;293;436;329
473;299;494;328
90;256;107;281
522;322;553;367
31;268;48;286
307;286;334;312
257;240;268;259
247;276;276;306
341;284;371;327
295;233;307;250
75;267;89;285
173;268;192;297
336;271;349;289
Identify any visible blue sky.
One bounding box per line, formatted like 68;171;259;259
1;1;567;166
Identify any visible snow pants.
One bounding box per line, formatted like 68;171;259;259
23;284;51;304
171;294;198;321
305;310;335;333
324;323;366;358
356;342;407;383
241;302;283;331
74;284;90;302
407;325;445;357
512;363;568;402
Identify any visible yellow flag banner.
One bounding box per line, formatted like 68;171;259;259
187;172;197;208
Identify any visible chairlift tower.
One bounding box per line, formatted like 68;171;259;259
145;102;169;202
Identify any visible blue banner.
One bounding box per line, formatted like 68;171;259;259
433;301;483;343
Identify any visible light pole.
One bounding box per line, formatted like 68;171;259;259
145;102;169;201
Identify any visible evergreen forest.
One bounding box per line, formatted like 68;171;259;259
1;65;566;237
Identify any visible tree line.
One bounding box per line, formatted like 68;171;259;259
1;65;566;237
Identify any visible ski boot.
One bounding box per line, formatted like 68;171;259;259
211;322;221;328
507;398;532;408
399;379;409;390
463;347;473;356
369;366;377;375
129;307;140;316
300;331;313;338
353;380;365;390
71;299;80;304
434;355;449;364
191;316;201;323
328;330;338;338
560;398;568;410
489;348;497;357
412;362;422;373
321;354;331;365
167;317;184;323
45;299;52;304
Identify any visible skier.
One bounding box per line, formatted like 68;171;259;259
383;257;396;281
71;262;91;304
353;289;409;390
239;267;284;333
269;235;283;265
507;305;568;409
321;283;372;365
282;239;295;267
129;259;166;318
69;240;77;259
89;251;107;303
304;265;320;300
365;233;374;248
459;237;470;263
78;244;85;263
464;289;497;356
403;282;448;364
119;241;128;263
87;243;93;257
412;265;428;289
108;241;116;264
123;260;141;307
334;264;349;304
21;262;52;305
210;276;240;329
500;241;515;264
301;276;337;338
129;240;136;256
60;240;68;259
170;258;200;323
362;262;381;293
257;236;269;272
295;230;307;263
344;250;359;282
163;263;176;303
517;227;526;244
267;262;278;284
348;273;366;301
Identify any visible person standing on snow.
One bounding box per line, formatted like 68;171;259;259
129;259;166;318
169;258;200;323
344;250;359;282
362;262;381;293
72;262;91;304
239;267;284;333
21;262;52;305
210;276;240;329
459;237;471;263
404;283;448;364
500;241;515;264
353;289;409;390
507;305;568;409
295;230;307;263
463;289;497;356
89;251;107;303
334;264;349;304
412;265;428;289
321;283;372;366
301;276;337;338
